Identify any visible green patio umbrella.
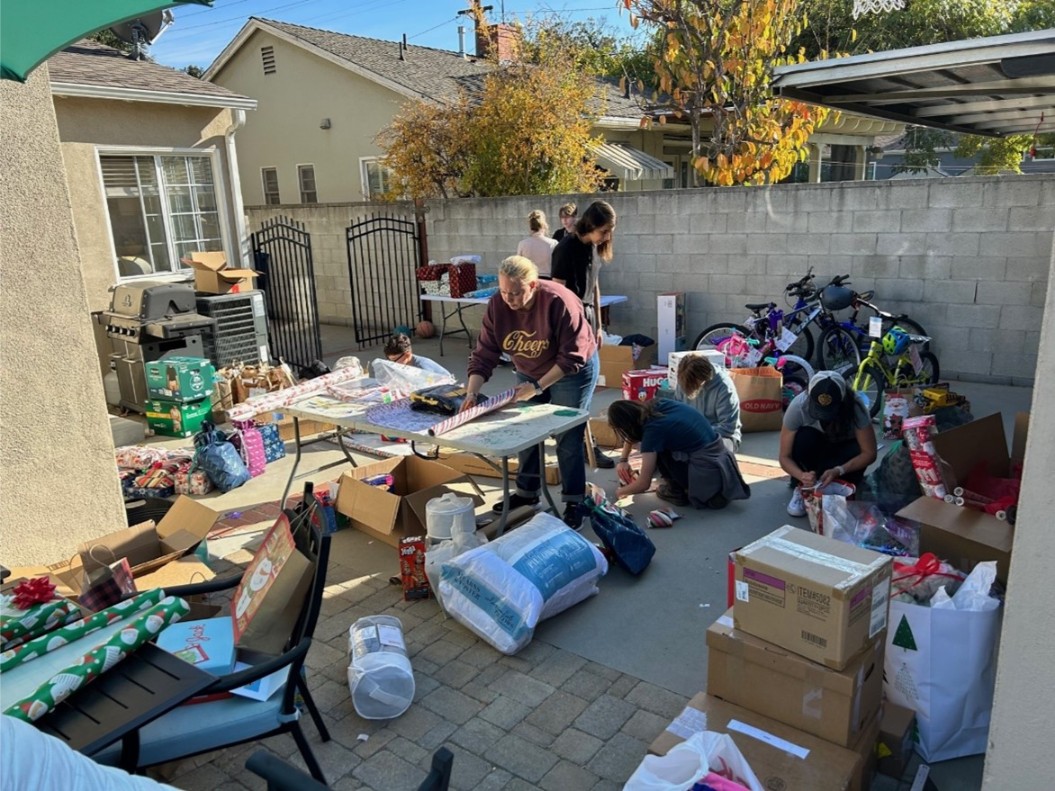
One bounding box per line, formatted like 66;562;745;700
1;0;212;82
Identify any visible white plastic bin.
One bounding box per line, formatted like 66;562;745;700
347;615;415;719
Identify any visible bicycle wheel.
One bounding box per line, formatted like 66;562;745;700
818;327;862;378
852;362;885;418
694;323;751;352
777;355;814;410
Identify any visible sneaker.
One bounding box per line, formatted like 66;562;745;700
657;484;690;507
592;446;615;469
787;487;807;518
492;493;539;514
706;493;729;510
562;503;584;531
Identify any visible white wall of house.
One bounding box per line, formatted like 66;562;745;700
210;29;407;205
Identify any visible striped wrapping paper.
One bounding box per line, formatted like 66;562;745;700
226;366;365;422
428;389;517;436
3;596;191;723
0;590;165;673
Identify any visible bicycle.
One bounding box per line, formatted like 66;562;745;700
711;327;815;409
814;283;930;376
693;269;822;361
851;327;940;418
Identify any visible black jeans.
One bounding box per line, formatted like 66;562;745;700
791;427;864;485
656;450;689;492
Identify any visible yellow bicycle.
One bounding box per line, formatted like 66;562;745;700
852;327;940;418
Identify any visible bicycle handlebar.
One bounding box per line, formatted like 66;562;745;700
830;274;851;286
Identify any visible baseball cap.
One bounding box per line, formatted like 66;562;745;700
807;370;848;422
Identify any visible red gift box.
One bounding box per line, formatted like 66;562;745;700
447;263;477;298
621;368;667;402
415;264;449;281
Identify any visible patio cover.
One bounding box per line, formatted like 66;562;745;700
772;29;1055;137
590;142;675;181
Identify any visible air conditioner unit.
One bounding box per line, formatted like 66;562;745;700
196;291;270;368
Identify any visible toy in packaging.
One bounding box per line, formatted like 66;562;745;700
399;536;430;600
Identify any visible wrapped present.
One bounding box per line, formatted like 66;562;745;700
256;422;287;463
447;262;477;298
174;469;214;496
233;420;267;478
415;263;449;281
419;280;448;296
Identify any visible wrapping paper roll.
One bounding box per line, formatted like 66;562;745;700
226;367;365;422
902;414;948;499
1;599;82;653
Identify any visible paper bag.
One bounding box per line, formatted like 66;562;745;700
232;512;314;656
728;367;783;432
884;597;1002;761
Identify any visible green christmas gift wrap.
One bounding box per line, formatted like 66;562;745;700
0;598;83;652
3;595;190;723
0;590;165;674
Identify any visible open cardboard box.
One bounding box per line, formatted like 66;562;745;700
182;251;259;295
896;412;1027;582
439;450;560;485
597;343;655;388
335;456;484;547
9;497;220;596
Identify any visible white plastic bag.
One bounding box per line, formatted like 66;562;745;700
623;731;762;791
369;359;454;393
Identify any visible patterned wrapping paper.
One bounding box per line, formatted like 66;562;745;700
1;599;83;652
226;366;364;422
257;422;287;462
175;469;214;496
3;595;191;723
362;388;518;437
1;590;165;673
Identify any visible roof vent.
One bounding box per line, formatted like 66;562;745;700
261;45;276;75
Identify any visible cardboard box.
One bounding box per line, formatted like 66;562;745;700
649;693;875;791
589;418;622;449
10;498;220;596
144;396;213;438
335;457;484;547
657;292;686;360
597;343;655;388
270;414;335;441
438;451;560;485
733;526;892;670
876;702;916;778
183;251;259;295
895;412;1027;582
707;609;884;747
667;349;726;389
145;356;216;402
621;367;668;402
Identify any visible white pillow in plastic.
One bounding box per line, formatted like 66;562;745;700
439;513;607;654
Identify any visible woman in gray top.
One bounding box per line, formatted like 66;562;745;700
674;355;742;452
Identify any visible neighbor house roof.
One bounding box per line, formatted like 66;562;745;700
772;28;1055;137
48;39;256;110
205;17;644;124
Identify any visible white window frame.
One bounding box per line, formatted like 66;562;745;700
95;146;232;284
297;163;318;204
261;166;281;205
359;156;393;201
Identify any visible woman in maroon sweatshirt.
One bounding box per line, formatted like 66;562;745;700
463;256;599;529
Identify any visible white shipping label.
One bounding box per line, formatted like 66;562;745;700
666;705;709;739
869;578;891;639
869;316;883;338
252;294;265;316
775;327;798;352
727;720;810;759
378;624;406;650
735;581;750;602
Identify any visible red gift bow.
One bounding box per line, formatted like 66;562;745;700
11;576;57;609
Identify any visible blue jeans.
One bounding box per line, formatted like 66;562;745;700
515;351;598;502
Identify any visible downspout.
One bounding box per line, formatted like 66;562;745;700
224;108;250;265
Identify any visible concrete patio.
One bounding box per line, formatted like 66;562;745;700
143;326;1033;790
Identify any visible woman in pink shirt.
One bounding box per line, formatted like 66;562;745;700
462;255;598;529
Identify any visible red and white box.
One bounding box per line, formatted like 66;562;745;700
622;367;668;402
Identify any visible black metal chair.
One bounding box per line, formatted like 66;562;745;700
245;746;454;791
94;485;333;783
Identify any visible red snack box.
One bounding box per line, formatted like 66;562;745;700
398;536;430;601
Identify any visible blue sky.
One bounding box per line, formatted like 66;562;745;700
151;0;632;69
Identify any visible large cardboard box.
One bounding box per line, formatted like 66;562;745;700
707;609;884;747
876;702;916;778
597;343;655;388
896;412;1026;583
270;413;335;441
733;526;892;670
589;418;622;449
649;693;877;791
183;251;259;295
144;396;213;438
335;457;484;547
621;367;668;402
145;356;216;402
10;497;219;595
438;450;560;485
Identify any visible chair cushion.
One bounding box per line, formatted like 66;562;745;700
94;689;294;767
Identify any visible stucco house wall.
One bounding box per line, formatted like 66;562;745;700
1;65;128;565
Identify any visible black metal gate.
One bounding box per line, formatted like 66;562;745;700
251;216;323;369
345;209;425;347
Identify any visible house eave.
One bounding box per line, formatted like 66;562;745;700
50;82;258;110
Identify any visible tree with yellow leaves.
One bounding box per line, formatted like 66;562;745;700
624;0;829;186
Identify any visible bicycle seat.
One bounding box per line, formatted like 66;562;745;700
856;290;875;301
744;302;774;312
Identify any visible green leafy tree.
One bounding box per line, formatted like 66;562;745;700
89;30;134;53
625;0;830;186
183;65;205;79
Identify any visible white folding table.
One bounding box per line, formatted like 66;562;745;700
420;293;629;355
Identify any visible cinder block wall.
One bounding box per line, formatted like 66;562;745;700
425;176;1053;385
248;175;1054;384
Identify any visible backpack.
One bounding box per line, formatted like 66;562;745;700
580;490;655;576
193;421;250;493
